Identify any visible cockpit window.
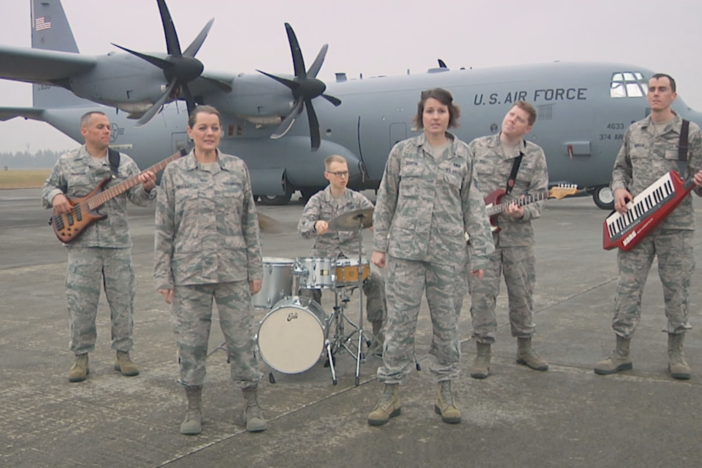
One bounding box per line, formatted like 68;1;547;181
611;71;648;98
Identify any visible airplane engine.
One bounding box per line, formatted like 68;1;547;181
69;56;174;116
217;74;295;126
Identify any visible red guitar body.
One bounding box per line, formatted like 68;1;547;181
483;187;507;234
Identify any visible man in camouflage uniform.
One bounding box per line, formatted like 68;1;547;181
595;74;702;380
42;111;156;383
459;101;550;379
368;88;494;426
154;106;265;434
297;155;386;353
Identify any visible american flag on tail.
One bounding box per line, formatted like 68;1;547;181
35;16;51;31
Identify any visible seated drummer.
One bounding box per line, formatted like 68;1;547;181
297;155;387;353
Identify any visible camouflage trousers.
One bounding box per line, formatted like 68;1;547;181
65;247;135;355
461;245;537;343
613;229;694;338
172;281;263;388
377;256;460;384
299;265;387;323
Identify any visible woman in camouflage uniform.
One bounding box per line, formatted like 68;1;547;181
368;88;494;426
154;106;266;435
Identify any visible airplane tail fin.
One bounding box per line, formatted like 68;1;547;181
31;0;90;109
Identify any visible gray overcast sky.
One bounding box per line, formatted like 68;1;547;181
0;0;701;153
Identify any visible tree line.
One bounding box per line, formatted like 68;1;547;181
0;149;68;169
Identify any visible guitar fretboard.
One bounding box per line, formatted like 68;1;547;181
487;191;549;216
86;151;184;210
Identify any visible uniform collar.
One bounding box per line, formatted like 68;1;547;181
488;133;526;159
322;185;350;202
416;131;463;160
641;111;681;135
183;149;230;171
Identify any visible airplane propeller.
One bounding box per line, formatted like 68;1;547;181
257;23;341;151
112;0;231;126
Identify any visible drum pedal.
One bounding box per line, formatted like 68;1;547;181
268;372;276;384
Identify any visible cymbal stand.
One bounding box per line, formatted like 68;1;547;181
353;216;369;386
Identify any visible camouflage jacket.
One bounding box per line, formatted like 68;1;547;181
469;134;549;247
373;132;494;269
611;113;702;230
298;186;374;258
41;145;155;248
154;150;263;289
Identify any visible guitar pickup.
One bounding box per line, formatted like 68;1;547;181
67;213;74;226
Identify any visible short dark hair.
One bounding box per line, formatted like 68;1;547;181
80;111;107;128
651;73;676;93
412;88;460;130
513;101;537;126
187;105;221;128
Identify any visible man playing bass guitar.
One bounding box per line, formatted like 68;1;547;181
42;111;156;383
595;74;702;380
458;101;549;379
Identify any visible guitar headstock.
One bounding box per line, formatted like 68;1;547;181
548;184;578;200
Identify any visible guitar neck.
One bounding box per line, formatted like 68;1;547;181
487;191;548;216
86;151;183;210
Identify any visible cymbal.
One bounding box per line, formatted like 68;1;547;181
328;207;374;231
257;212;283;234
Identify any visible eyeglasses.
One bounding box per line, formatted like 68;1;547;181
328;171;349;178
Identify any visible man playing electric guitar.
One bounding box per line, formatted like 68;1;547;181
457;101;549;379
42;111;156;383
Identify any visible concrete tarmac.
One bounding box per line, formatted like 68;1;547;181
1;189;701;468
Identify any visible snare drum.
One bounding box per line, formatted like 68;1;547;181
252;257;294;309
256;296;328;374
334;258;370;288
294;257;335;289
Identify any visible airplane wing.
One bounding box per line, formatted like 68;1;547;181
0;107;46;122
0;45;96;84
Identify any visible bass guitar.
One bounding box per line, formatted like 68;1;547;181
49;149;185;244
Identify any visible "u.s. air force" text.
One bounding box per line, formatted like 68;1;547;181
473;88;588;106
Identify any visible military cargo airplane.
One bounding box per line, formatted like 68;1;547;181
2;0;702;209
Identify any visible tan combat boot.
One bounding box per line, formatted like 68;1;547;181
516;337;549;371
180;385;203;435
114;351;139;377
242;387;268;432
68;354;89;382
470;342;491;379
434;381;461;424
594;335;632;375
668;333;691;380
368;383;401;426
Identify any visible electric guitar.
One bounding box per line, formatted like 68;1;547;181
49;149;185;244
484;185;578;233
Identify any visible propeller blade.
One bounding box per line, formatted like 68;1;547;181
304;100;321;150
256;70;299;91
181;84;196;115
438;59;447;68
284;23;306;78
321;94;342;107
157;0;182;56
136;79;177;127
307;44;328;78
183;18;215;57
271;99;303;139
112;43;172;71
200;76;233;93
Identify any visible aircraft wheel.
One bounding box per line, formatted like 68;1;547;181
258;181;293;206
593;185;614;210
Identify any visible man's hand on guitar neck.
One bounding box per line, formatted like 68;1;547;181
52;194;72;215
138;171;156;192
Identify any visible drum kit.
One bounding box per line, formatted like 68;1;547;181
252;207;375;386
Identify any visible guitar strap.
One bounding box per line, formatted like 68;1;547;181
107;148;121;177
677;119;690;177
505;140;526;194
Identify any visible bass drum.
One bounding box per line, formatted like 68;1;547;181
256;296;328;374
